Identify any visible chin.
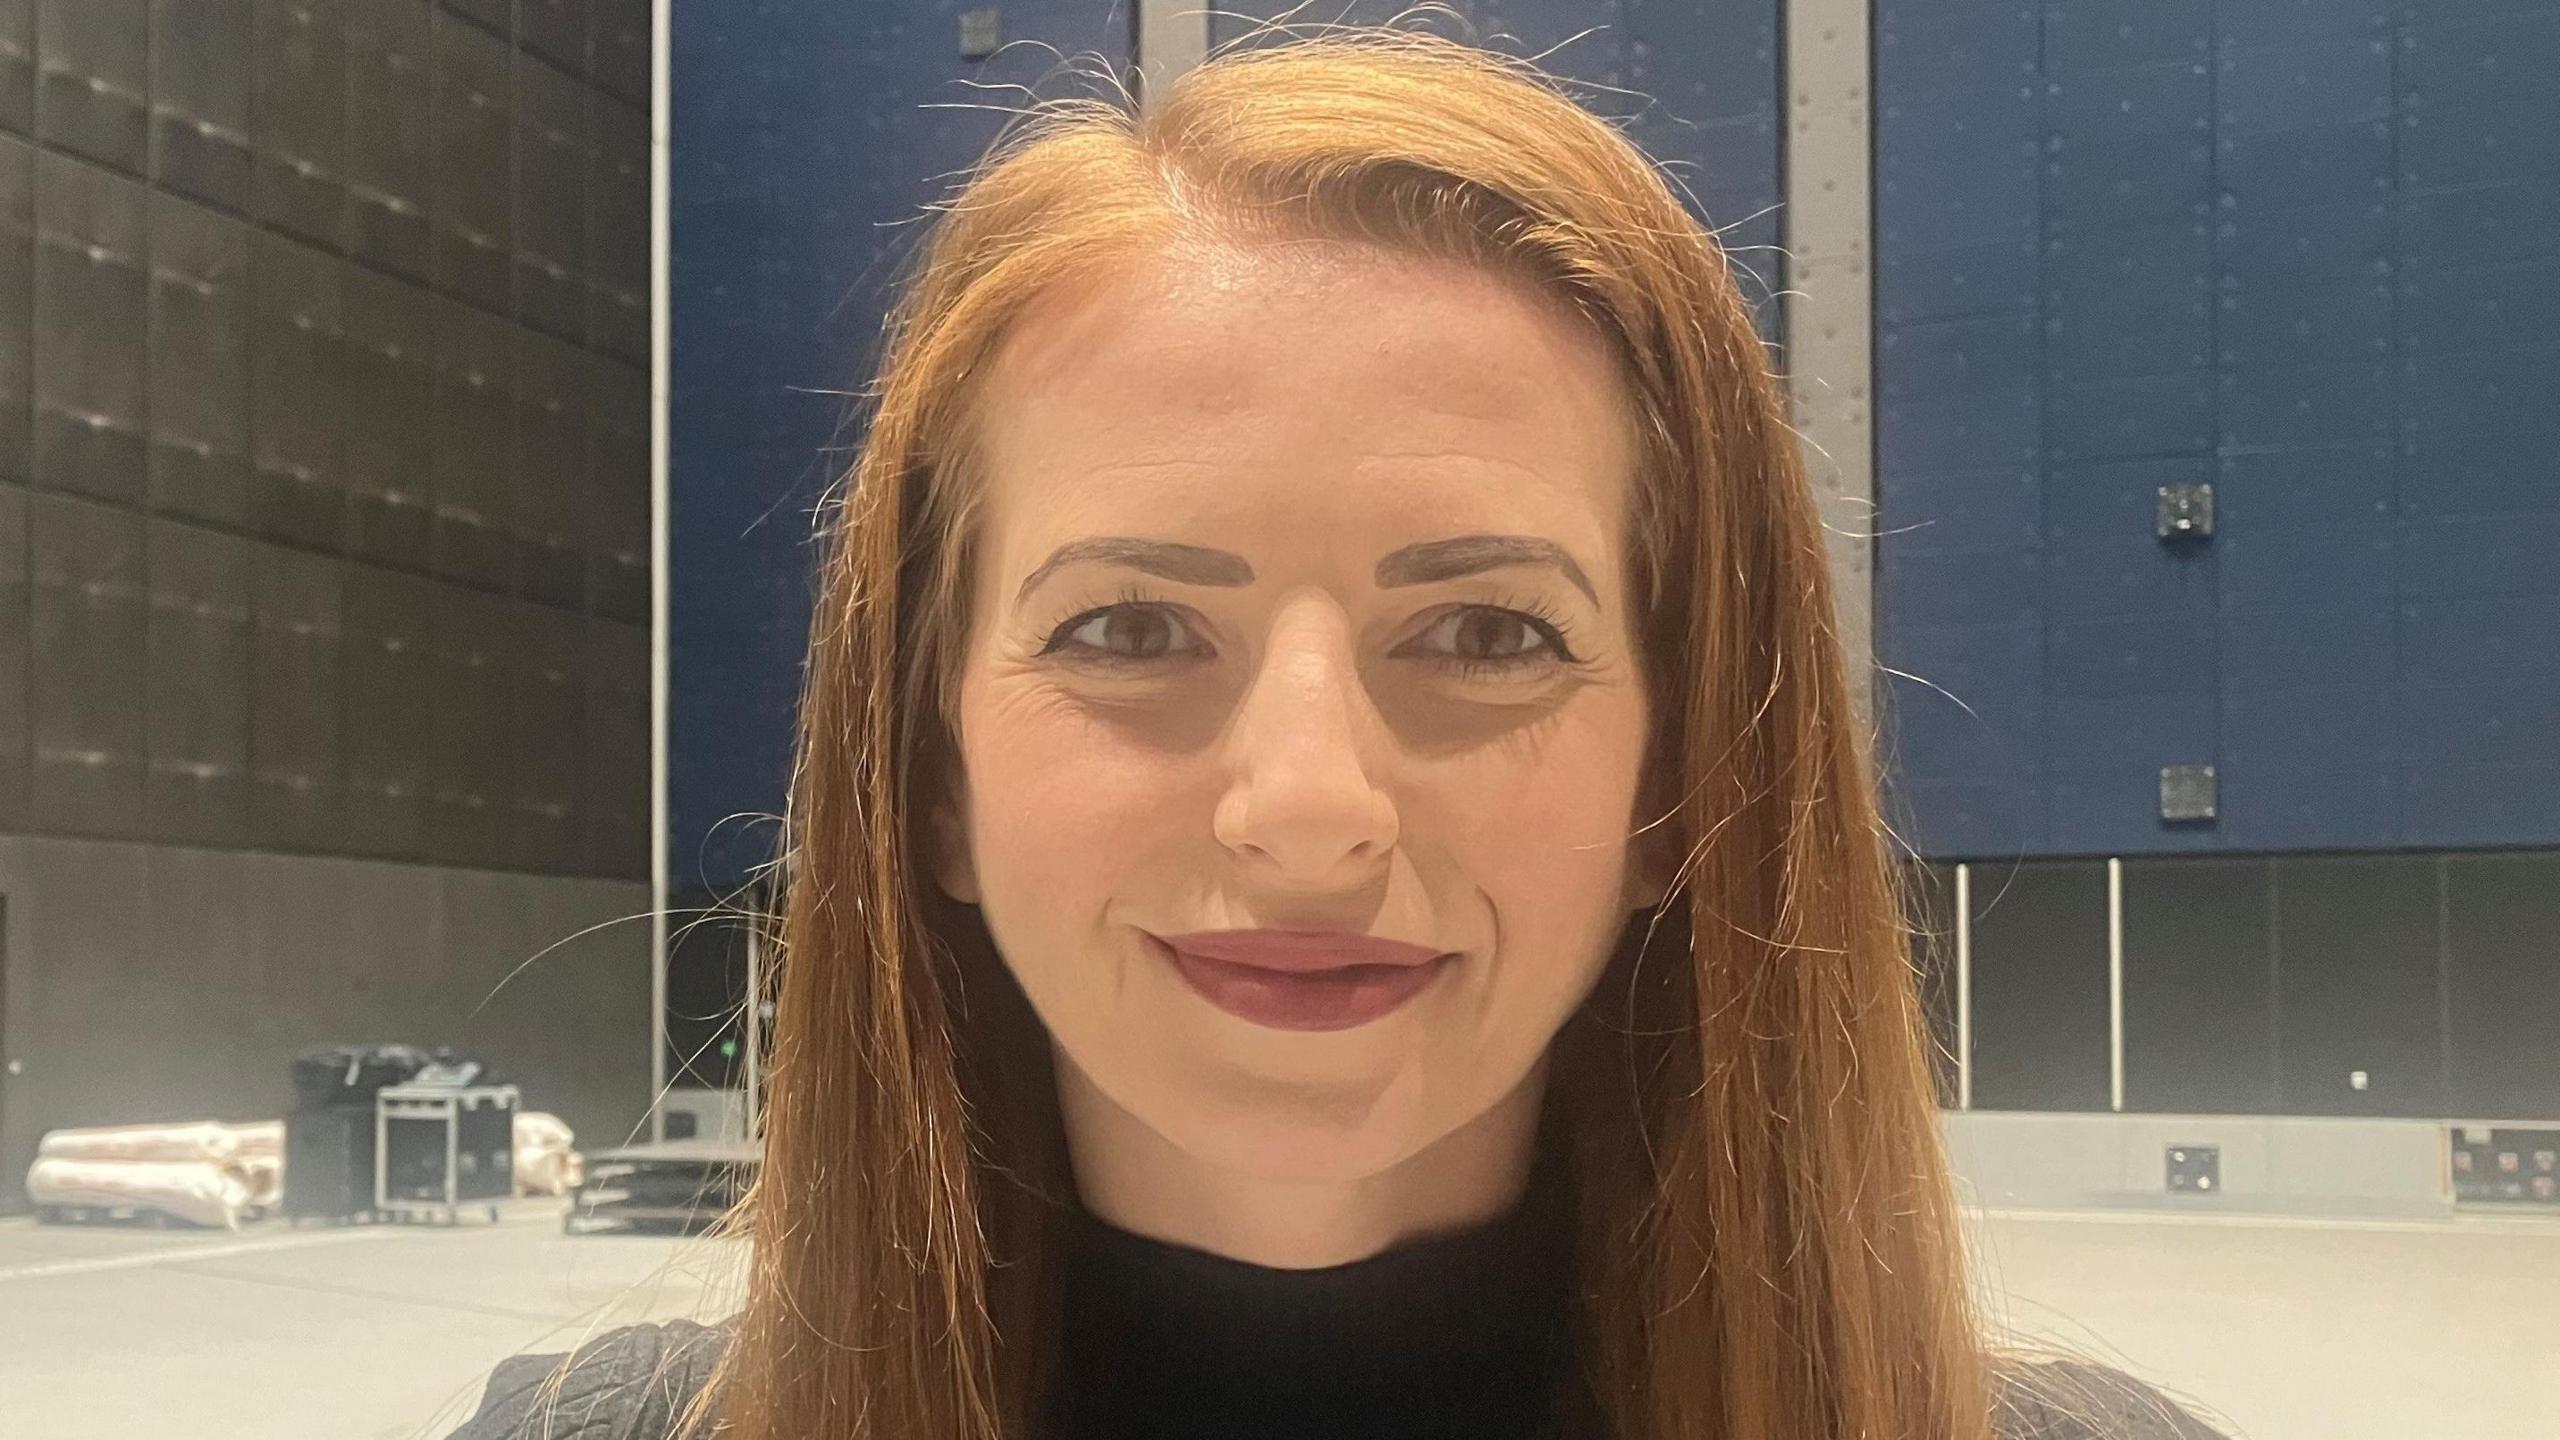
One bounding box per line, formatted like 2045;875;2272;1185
1146;1057;1448;1185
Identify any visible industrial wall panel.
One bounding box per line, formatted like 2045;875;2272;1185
590;0;649;107
588;96;647;363
2216;276;2392;372
248;542;344;850
587;358;646;623
2399;177;2560;267
2401;592;2560;693
444;0;512;39
2046;613;2218;698
340;563;437;857
1878;313;2038;401
2046;371;2213;461
146;193;253;530
36;0;147;174
150;0;255;209
2398;678;2560;772
512;327;588;608
1878;381;2040;475
2214;0;2389;49
2400;258;2560;357
0;0;28;133
1878;238;2038;324
340;264;435;569
345;0;434;276
1967;860;2112;1109
31;152;147;504
2216;36;2391;135
2217;359;2391;450
0;481;25;826
1880;547;2041;628
434;16;514;313
1879;620;2044;782
247;232;345;550
1876;89;2037;252
2045;306;2208;389
2047;768;2227;854
1875;5;2038;100
430;585;510;867
511;599;584;872
2399;510;2560;597
2220;602;2393;694
1897;778;2045;858
1877;465;2042;554
2044;691;2215;777
2222;682;2390;772
2043;536;2215;625
251;0;348;245
431;295;515;591
514;52;590;339
582;615;646;878
2043;58;2211;142
2043;0;2209;71
2217;764;2398;851
2405;766;2560;847
28;492;145;835
0;133;28;484
2214;518;2394;612
523;0;590;73
2402;347;2560;445
2271;855;2445;1117
2121;858;2277;1114
143;519;252;846
2042;132;2213;231
2218;196;2390;287
2399;12;2560;190
2217;119;2390;212
2215;443;2394;527
2445;851;2560;1119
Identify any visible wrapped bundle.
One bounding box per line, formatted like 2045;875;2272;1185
225;1120;284;1159
37;1121;242;1165
27;1157;255;1230
513;1111;583;1196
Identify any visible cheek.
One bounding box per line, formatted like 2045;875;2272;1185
963;684;1174;911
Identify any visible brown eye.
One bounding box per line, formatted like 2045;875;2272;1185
1409;607;1572;674
1048;604;1192;662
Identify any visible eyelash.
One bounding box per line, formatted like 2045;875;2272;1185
1037;583;1590;681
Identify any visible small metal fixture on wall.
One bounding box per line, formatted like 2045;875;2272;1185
2157;481;2215;539
2161;764;2218;822
959;8;1003;61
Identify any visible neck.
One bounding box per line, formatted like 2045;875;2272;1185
1055;1045;1552;1269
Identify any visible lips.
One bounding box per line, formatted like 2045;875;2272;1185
1147;929;1457;1032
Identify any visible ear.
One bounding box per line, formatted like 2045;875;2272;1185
926;774;982;906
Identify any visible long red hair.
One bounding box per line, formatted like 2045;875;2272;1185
685;26;1999;1440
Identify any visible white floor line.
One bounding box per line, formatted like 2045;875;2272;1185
1972;1204;2560;1236
0;1228;406;1284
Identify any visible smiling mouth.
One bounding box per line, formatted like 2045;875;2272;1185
1146;933;1456;1032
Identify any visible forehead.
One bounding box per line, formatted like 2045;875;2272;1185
967;244;1640;573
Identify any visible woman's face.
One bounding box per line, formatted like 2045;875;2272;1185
928;242;1667;1188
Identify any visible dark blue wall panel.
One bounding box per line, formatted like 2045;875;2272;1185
1878;0;2560;858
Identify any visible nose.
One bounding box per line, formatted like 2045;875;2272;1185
1211;607;1399;886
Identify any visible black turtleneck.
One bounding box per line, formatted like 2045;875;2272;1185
1046;1159;1583;1440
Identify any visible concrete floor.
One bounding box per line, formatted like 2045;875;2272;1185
2;1200;2553;1439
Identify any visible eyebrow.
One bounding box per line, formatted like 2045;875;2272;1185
1013;533;1601;609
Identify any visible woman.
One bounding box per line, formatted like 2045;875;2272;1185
452;28;2227;1440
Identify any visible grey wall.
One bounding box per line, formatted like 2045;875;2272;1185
0;834;652;1209
0;0;659;1208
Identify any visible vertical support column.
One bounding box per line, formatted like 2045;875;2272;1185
1137;0;1211;114
649;0;674;1146
1955;862;1973;1112
1784;0;1878;729
2109;856;2126;1113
